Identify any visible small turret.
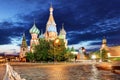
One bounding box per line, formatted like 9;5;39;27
60;23;66;35
102;36;107;44
39;29;44;39
20;33;28;60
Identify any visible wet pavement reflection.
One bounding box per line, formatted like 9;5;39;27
12;63;120;80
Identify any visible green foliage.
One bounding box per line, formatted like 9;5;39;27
34;39;50;61
71;46;75;52
101;49;109;61
26;52;35;62
27;38;75;62
90;50;100;59
110;57;120;61
90;49;109;61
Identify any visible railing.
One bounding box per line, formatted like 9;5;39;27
3;63;26;80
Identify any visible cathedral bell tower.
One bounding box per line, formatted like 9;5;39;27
45;5;57;40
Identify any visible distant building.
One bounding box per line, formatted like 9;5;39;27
100;37;120;57
19;33;28;61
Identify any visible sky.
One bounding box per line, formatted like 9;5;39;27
0;0;120;54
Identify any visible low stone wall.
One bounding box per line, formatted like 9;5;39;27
96;61;120;74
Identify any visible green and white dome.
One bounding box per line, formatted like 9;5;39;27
29;23;40;34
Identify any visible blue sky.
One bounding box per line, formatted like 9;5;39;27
0;0;120;54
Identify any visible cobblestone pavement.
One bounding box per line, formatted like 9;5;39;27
1;63;120;80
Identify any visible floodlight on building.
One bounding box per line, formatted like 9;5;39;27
91;55;96;60
107;53;111;57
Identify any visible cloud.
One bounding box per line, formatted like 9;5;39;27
0;0;120;53
68;40;101;52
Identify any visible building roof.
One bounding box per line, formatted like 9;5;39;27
47;5;56;25
60;24;66;35
46;5;57;33
109;46;120;56
29;22;40;34
39;30;44;38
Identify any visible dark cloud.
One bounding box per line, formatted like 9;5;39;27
0;0;120;51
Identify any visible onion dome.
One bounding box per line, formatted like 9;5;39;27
47;25;57;32
29;22;40;34
60;23;66;35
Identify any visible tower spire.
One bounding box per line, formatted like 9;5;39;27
62;23;64;29
102;36;107;44
47;4;56;25
34;19;36;25
21;33;27;47
50;3;53;15
41;29;43;34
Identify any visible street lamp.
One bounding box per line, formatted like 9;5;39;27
53;38;60;63
91;55;96;60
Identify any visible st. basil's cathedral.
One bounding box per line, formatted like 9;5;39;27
19;5;68;60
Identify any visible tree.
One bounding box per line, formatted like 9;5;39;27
34;39;50;61
32;38;75;62
26;52;35;62
101;49;108;61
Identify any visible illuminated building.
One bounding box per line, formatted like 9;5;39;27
29;5;68;52
100;37;120;57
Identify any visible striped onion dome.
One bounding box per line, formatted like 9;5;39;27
29;23;40;34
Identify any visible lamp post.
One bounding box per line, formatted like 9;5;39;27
99;49;102;62
53;38;60;63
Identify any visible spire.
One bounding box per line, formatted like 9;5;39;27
62;23;64;29
50;3;53;15
34;19;35;25
21;33;28;48
102;36;107;44
41;29;43;34
47;4;56;26
60;23;66;35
